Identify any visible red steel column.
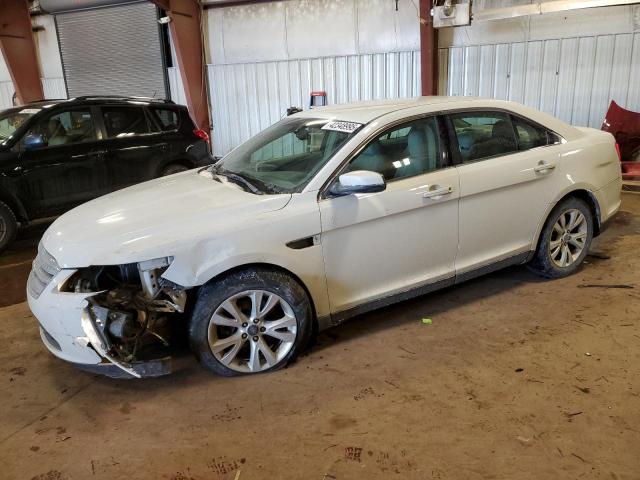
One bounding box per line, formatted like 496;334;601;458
419;0;438;96
0;0;44;104
151;0;211;132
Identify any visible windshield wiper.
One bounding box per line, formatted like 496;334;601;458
216;169;262;195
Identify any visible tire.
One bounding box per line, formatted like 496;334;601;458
161;163;189;176
0;201;18;255
528;197;594;279
189;267;314;376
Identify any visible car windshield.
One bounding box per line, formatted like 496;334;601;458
213;117;360;194
0;108;38;143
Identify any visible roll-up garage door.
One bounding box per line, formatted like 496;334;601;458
55;2;167;98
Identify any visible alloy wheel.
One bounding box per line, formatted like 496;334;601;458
549;208;588;268
207;290;298;373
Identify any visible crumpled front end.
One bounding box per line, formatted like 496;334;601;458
27;243;188;378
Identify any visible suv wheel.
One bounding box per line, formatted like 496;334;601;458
528;197;594;279
189;268;314;376
0;201;17;255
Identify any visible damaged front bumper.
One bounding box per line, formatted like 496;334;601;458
27;269;172;379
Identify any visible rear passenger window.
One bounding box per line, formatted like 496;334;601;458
512;116;551;150
450;112;518;162
345;116;443;181
102;107;150;138
151;108;180;131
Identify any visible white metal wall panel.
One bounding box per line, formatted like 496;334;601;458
493;44;510;100
208;51;420;156
508;43;526;104
0;82;14;110
628;34;640;111
609;34;634;108
539;40;559;116
41;78;67;100
589;35;616;127
572;37;597;127
167;67;187;106
0;78;67;110
523;41;543;110
56;2;166;98
555;38;579;123
440;32;640;128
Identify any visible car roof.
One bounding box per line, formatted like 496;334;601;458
5;96;178;111
293;96;478;123
293;96;581;139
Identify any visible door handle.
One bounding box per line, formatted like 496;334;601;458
534;162;556;173
422;185;453;199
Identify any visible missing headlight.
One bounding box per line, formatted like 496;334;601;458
66;258;188;367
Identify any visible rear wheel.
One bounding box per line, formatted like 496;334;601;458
189;268;313;376
0;201;17;255
528;197;594;278
161;163;189;176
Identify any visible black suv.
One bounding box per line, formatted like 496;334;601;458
0;96;212;253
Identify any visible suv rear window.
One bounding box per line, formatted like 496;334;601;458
150;108;180;131
102;106;151;138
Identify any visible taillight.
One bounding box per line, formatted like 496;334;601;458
615;143;622;162
193;128;210;144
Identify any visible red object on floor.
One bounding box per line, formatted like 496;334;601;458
601;100;640;180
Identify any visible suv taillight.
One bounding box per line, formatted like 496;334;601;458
194;128;210;144
615;143;622;162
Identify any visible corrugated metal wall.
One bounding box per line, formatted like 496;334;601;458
207;52;420;155
439;32;640;128
166;67;187;106
0;78;67;110
203;0;421;156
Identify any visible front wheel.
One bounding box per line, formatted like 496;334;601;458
189;268;313;376
528;197;594;279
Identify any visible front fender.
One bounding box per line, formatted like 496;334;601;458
161;191;331;319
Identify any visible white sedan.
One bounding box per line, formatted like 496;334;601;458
27;97;622;378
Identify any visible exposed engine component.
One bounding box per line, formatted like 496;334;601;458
66;258;188;368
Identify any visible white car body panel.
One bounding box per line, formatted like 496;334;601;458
27;96;622;374
319;167;459;313
41;170;292;269
455;146;566;274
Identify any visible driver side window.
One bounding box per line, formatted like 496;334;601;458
24;109;95;148
344;116;444;182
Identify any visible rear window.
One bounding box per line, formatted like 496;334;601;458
150;108;180;131
102;106;151;138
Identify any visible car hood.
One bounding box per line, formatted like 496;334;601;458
42;170;292;268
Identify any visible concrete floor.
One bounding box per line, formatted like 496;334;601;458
1;194;639;480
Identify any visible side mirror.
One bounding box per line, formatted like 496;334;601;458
23;133;47;150
329;170;386;197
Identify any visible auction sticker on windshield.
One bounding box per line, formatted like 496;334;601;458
321;120;362;133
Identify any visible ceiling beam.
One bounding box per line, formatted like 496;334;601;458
150;0;211;133
0;0;44;104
